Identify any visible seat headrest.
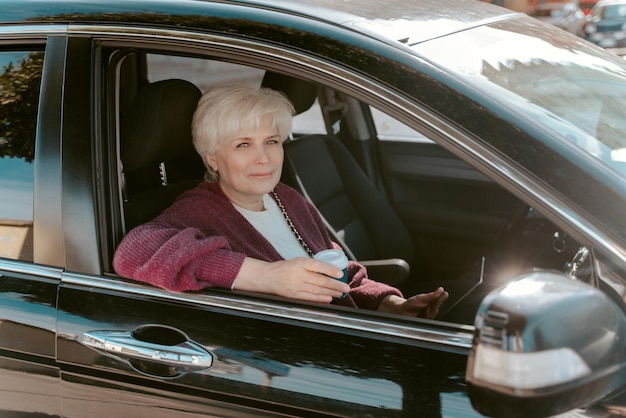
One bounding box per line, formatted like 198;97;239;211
121;79;202;171
261;72;317;115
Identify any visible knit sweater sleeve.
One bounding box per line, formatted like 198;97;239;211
344;259;403;310
113;185;247;291
113;223;245;291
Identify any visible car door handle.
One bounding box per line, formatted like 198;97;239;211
82;326;213;377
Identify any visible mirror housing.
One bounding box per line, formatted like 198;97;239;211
466;270;626;417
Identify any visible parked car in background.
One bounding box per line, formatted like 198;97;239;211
3;0;626;416
529;0;587;35
585;0;626;56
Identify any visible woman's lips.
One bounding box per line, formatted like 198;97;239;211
250;171;273;179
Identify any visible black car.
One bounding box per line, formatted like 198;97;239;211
528;1;586;36
585;0;626;54
3;0;626;416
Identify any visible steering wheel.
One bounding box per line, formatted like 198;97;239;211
495;202;589;282
564;246;597;286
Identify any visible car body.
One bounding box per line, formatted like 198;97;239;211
585;0;626;56
3;0;626;416
529;1;587;36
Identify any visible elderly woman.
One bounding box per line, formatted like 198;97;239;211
113;82;447;318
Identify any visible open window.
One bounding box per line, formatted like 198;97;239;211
102;46;586;327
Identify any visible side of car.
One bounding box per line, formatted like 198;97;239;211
0;17;483;418
3;1;626;416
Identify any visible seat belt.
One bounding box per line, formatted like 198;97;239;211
283;149;358;261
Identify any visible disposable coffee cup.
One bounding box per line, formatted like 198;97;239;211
314;249;349;299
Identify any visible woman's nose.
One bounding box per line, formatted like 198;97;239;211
254;145;270;163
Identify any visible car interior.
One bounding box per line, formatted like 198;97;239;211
261;71;413;287
120;78;205;231
112;50;585;324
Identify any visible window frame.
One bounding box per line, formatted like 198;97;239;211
0;37;52;267
84;26;507;338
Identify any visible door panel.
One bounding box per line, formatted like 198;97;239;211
378;141;521;278
0;361;60;416
0;262;62;416
57;275;475;417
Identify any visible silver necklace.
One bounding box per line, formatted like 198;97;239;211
271;191;314;258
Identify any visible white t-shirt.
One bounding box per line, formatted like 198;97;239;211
233;193;309;260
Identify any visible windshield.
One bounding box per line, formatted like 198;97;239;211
598;3;626;18
412;17;626;181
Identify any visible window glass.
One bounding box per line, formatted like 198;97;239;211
0;51;43;261
146;54;326;134
292;99;325;135
370;107;432;143
413;19;626;179
146;54;264;90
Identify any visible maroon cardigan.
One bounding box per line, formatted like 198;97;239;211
113;181;402;310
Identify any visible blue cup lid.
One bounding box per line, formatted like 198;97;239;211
314;249;349;269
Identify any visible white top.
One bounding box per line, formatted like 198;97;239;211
233;193;309;260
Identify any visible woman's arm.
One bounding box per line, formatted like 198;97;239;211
232;257;349;302
113;222;246;291
377;287;449;319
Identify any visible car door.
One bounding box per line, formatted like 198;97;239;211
58;277;475;416
0;36;63;416
54;29;481;417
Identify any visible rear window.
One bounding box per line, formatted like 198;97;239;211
0;50;43;261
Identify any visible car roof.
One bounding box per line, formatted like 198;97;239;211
1;0;521;45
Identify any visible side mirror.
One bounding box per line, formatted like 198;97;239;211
466;271;626;417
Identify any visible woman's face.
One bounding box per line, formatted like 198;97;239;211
206;114;284;211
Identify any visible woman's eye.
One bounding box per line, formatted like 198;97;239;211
235;142;248;148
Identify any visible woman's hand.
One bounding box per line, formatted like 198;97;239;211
378;287;449;319
232;257;350;302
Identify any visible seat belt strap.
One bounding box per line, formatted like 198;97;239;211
283;150;357;261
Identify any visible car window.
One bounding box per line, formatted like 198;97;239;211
110;49;495;326
146;54;326;135
602;4;626;18
371;107;433;143
413;19;626;180
147;54;263;90
0;50;43;262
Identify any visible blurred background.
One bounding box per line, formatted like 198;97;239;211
482;0;626;58
482;0;595;38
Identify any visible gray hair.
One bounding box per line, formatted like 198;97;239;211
192;82;295;182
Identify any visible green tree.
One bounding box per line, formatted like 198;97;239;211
0;51;44;162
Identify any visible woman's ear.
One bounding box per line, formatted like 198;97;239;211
204;152;218;172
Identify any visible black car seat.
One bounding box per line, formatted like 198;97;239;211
120;79;205;231
261;72;414;286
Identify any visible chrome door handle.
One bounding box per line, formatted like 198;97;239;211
82;328;213;374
